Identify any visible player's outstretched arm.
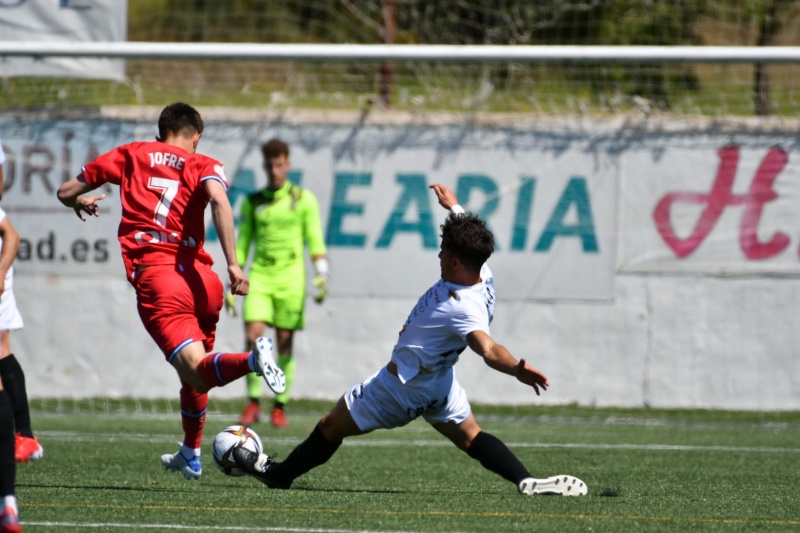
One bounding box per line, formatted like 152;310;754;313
467;330;549;396
512;358;549;395
429;183;459;211
57;175;105;221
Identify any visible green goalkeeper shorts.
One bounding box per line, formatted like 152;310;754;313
243;280;305;330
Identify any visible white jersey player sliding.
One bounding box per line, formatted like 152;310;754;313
233;183;588;496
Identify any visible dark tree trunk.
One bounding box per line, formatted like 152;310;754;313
379;0;396;108
754;1;779;116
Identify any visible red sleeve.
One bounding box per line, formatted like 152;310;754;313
197;155;229;191
81;143;134;188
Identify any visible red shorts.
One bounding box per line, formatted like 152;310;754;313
134;262;223;360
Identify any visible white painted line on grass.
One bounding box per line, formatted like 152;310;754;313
23;522;473;533
34;430;800;453
32;410;800;432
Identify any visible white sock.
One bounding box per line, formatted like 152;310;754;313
3;495;17;513
180;443;201;458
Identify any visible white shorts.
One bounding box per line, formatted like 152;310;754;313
0;282;23;331
344;365;471;432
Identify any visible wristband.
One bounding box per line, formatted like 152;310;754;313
313;258;329;278
450;205;466;215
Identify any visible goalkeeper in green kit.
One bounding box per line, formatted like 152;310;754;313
229;138;328;428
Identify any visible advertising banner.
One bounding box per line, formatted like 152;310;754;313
619;134;800;274
0;0;127;79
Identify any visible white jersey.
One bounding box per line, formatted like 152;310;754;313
390;264;495;383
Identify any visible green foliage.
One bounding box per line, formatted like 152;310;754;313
7;1;800;115
128;0;379;44
127;1;717;111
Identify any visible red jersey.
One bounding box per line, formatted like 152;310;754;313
81;141;228;280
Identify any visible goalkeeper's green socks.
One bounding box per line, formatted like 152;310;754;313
275;354;296;405
245;371;262;399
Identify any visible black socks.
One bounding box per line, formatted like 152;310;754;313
466;431;531;484
0;355;32;438
269;426;530;488
274;423;340;483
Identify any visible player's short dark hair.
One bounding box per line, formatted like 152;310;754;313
440;213;494;271
261;138;290;161
158;102;204;140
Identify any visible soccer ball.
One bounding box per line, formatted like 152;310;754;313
212;425;263;477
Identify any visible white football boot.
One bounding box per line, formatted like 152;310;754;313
161;447;202;480
518;475;587;496
251;336;286;394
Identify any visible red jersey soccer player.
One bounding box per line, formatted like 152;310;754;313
57;102;286;480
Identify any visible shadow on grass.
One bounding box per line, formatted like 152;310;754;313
18;481;408;495
19;482;180;493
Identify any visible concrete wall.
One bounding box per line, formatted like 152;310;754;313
2;111;799;410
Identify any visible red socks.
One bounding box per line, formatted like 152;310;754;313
183;352;252;448
179;383;207;449
196;351;252;387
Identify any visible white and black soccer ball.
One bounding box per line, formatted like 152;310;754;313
212;425;263;477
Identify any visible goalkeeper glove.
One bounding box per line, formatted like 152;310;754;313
312;275;328;304
224;291;238;317
312;257;329;304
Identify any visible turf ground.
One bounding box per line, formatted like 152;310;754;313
16;400;800;532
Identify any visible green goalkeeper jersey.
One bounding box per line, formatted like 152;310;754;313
236;182;326;285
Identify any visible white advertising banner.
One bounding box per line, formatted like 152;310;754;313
0;118;617;301
619;134;800;274
0;0;127;79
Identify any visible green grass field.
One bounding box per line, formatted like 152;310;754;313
16;400;800;532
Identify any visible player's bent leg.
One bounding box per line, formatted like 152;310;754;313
433;413;482;451
234;396;362;489
173;340;255;392
179;383;207;448
449;419;588;496
163;342;212;481
463;430;533;486
437;415;568;494
318;396;365;443
160;383;206;481
197;351;254;388
244;422;339;488
170;341;213;393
